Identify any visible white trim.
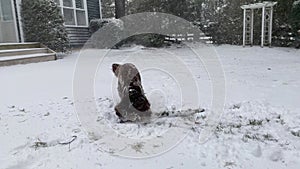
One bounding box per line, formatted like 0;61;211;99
63;6;85;11
243;9;246;47
73;0;78;26
11;0;19;42
250;9;254;46
99;0;102;19
241;1;278;9
59;0;64;24
84;0;88;25
261;6;265;47
16;0;24;42
269;6;273;47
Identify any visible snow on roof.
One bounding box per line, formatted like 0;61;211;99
241;1;278;9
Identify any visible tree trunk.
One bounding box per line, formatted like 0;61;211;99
115;0;125;19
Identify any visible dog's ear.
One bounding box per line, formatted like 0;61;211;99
112;64;120;76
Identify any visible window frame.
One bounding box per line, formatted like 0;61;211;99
56;0;89;28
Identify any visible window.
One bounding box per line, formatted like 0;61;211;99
76;10;86;25
0;0;14;21
55;0;88;27
75;0;84;9
63;0;73;7
63;8;75;25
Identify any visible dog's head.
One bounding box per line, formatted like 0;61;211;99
112;63;120;77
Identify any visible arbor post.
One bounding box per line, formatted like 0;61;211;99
241;2;277;47
243;8;246;47
261;6;265;47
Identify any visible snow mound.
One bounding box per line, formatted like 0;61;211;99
95;98;199;139
208;101;300;144
1;98;300;169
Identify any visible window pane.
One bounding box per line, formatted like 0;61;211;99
76;10;86;26
75;0;84;9
0;0;13;21
63;8;75;25
63;0;73;7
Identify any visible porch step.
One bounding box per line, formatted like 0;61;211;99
0;42;56;67
0;53;56;67
0;42;40;50
0;48;48;57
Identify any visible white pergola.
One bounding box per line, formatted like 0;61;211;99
241;1;278;47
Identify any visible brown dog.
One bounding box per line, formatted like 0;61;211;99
112;63;152;122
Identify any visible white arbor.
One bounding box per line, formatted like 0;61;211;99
241;1;277;47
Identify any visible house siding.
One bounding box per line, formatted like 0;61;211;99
65;27;90;46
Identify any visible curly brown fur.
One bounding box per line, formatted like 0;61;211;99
112;63;152;122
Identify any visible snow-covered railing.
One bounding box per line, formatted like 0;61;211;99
165;33;213;44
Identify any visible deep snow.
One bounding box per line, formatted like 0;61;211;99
0;44;299;169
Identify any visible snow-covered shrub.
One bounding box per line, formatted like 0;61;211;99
21;0;69;52
89;19;113;34
89;19;167;48
270;0;297;47
290;2;300;48
89;19;124;48
272;24;296;47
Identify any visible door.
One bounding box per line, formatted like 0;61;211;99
0;0;18;43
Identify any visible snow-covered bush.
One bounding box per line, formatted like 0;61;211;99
89;19;167;48
290;2;300;48
89;19;124;48
90;19;113;34
21;0;69;52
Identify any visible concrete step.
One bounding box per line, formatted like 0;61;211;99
0;53;56;67
0;42;41;50
0;42;56;66
0;48;48;57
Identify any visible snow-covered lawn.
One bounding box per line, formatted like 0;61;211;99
0;45;299;169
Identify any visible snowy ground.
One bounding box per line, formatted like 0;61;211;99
0;44;299;169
